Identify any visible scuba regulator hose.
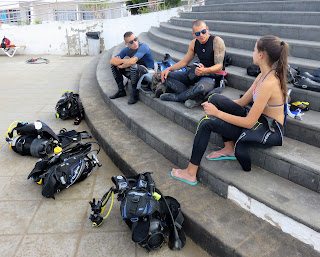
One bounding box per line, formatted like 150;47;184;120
89;187;115;227
5;120;22;141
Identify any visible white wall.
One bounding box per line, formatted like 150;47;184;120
0;6;190;56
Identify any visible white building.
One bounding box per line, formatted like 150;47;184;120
0;0;128;24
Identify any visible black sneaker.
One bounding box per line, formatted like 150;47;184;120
160;93;178;102
128;95;139;104
109;90;126;99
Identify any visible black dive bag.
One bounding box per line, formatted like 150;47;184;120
28;142;101;199
89;172;186;252
55;91;84;123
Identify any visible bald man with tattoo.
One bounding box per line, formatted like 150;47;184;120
160;19;226;108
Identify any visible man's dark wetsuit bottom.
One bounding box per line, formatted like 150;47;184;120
190;94;284;171
163;71;219;102
111;63;149;96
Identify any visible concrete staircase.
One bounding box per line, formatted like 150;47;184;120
79;0;320;256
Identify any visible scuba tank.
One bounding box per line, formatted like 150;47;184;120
5;121;91;157
6;121;59;157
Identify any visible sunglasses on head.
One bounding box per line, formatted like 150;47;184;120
194;29;207;36
127;37;138;44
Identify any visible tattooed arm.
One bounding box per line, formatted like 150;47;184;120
195;36;225;76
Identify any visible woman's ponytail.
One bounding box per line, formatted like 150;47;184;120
257;35;289;102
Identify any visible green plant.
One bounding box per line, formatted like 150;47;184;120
126;0;181;15
24;20;31;25
140;6;150;13
34;19;42;24
83;0;108;19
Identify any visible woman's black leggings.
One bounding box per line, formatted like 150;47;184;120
190;94;284;171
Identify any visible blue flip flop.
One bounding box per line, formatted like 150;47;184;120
171;171;197;186
206;155;236;161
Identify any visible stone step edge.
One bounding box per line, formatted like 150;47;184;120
97;48;320;235
198;0;320;7
161;22;320;46
147;26;320;71
81;50;320;256
105;39;320;191
138;32;320;115
102;46;319;218
170;17;320;30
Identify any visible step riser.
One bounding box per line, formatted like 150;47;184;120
148;30;318;73
144;31;320;113
139;92;320;194
159;24;320;61
94;46;320;252
98;56;320;236
225;73;320;113
193;2;320;12
180;12;320;26
170;18;320;42
205;0;297;3
139;33;320;192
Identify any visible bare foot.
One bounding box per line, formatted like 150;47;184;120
172;168;197;183
206;145;235;159
206;150;235;159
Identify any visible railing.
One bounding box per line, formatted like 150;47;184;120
0;0;178;24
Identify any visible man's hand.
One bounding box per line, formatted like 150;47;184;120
195;63;206;76
110;56;124;67
161;68;170;83
201;102;219;117
118;58;129;69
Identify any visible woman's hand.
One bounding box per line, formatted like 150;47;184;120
201;102;219;117
161;68;170;83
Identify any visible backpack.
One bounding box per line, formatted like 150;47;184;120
1;36;11;49
157;53;186;72
55;91;84;124
247;64;261;77
225;53;232;67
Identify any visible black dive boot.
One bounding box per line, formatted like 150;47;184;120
128;94;139;104
110;90;126;99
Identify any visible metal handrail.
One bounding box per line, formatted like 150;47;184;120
0;0;169;23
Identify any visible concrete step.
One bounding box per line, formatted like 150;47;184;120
139;32;320;114
180;11;320;26
170;18;320;42
159;22;320;61
147;27;320;73
94;48;320;253
80;49;320;257
137;32;320;190
193;0;320;12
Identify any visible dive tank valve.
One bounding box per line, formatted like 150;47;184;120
92;154;102;167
